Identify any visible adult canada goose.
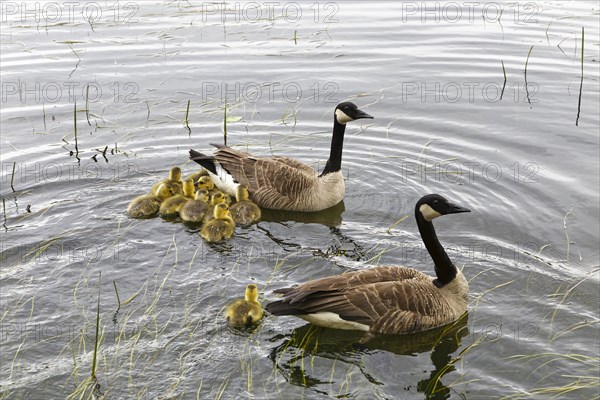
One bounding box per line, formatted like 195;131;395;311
225;284;264;327
180;189;210;223
200;203;235;242
127;183;174;218
266;194;471;335
229;184;261;226
151;167;183;195
159;179;195;216
189;102;373;212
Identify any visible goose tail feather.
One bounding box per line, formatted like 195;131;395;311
189;149;217;175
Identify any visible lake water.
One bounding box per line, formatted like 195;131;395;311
1;1;599;399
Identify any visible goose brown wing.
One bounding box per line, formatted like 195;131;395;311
212;146;317;204
267;267;432;325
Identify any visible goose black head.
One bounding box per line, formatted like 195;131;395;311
334;102;374;125
417;194;471;222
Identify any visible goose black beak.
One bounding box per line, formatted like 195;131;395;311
354;109;374;120
447;202;471;214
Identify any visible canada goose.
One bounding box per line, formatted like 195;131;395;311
202;192;228;225
159;179;195;216
127;183;174;218
266;194;471;335
180;189;210;223
200;203;235;242
229;184;261;226
225;284;264;327
151;167;183;195
189;102;373;212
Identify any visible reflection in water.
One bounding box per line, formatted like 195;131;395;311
268;313;469;398
260;200;345;227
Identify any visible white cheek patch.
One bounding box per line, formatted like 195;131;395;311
419;204;442;221
335;109;353;124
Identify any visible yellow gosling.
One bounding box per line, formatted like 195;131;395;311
197;176;215;191
159;179;195;216
198;175;231;204
225;284;264;327
128;183;174;218
229;184;261;226
180;189;210;223
202;192;227;225
151;167;183;195
185;169;209;184
200;203;235;243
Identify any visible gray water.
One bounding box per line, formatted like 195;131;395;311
1;1;599;399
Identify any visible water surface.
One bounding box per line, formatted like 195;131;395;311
1;1;599;399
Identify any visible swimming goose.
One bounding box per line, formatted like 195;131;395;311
159;179;195;216
189;102;373;212
180;189;210;223
266;194;471;335
127;183;174;218
229;184;261;226
151;167;183;195
200;203;235;242
225;284;264;327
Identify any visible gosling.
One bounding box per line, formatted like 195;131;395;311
225;284;264;327
159;179;195;216
200;203;235;243
151;167;183;195
197;176;231;205
128;183;174;218
180;189;210;223
229;184;261;226
202;192;228;225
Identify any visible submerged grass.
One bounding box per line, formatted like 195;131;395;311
10;161;16;192
576;26;584;126
524;45;534;105
501;353;599;399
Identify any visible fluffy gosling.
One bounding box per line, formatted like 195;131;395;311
229;184;261;226
180;189;210;223
225;284;264;327
151;167;183;195
159;179;195;216
200;203;235;243
128;183;174;218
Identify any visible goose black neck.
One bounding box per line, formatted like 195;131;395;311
415;210;456;287
320;119;346;176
